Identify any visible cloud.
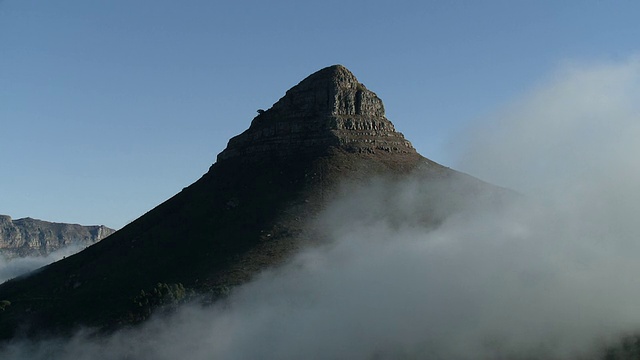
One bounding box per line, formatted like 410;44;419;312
4;56;640;359
0;245;85;284
456;56;640;195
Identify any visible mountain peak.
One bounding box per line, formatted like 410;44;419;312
217;65;415;162
0;65;457;339
273;64;383;118
302;64;358;89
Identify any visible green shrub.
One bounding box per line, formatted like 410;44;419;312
0;300;10;311
130;283;192;322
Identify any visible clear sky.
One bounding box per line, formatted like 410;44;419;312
1;0;639;229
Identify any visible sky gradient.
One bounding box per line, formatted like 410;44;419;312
2;0;640;229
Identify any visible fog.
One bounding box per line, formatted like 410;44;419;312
3;57;640;359
0;245;85;284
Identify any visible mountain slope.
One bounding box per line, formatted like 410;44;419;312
0;65;493;339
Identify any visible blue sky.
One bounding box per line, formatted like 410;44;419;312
1;0;639;229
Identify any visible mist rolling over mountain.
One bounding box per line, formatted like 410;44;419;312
0;245;87;284
2;60;640;359
0;65;468;337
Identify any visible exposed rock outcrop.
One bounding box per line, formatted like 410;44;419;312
0;215;114;258
217;65;415;162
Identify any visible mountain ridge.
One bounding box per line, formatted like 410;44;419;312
0;215;114;259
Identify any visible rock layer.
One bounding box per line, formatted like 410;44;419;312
0;215;114;258
217;65;416;162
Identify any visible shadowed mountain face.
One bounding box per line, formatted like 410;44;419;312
0;65;487;339
0;216;114;259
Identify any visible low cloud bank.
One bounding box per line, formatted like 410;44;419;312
3;56;640;359
0;245;85;284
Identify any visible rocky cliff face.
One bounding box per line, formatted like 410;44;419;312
217;65;416;163
0;215;114;258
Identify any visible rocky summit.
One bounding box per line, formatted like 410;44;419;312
0;215;114;258
218;65;415;162
0;65;488;339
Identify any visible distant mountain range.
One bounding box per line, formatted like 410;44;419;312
0;215;114;259
0;65;503;339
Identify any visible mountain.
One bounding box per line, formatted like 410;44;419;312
0;215;114;258
0;65;495;339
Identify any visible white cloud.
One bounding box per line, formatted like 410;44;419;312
456;56;640;195
0;245;85;284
